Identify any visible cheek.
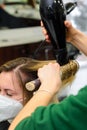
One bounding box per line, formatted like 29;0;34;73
11;89;23;101
13;82;23;97
12;78;24;101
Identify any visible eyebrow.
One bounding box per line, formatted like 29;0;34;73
5;88;16;93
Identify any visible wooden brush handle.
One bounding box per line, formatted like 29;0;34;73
25;60;79;91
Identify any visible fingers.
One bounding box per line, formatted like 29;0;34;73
41;21;48;35
38;62;60;76
41;21;51;43
64;20;72;28
38;62;62;94
41;21;44;27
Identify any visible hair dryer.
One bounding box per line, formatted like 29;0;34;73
40;0;77;65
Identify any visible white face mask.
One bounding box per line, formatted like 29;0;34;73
0;95;23;123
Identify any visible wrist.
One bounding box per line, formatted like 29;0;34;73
38;84;57;97
34;89;53;96
71;30;85;44
33;88;54;104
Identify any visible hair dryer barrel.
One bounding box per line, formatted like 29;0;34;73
25;60;79;91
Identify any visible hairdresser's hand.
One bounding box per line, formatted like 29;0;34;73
64;21;80;43
41;21;51;43
38;63;62;96
41;20;87;55
41;20;79;43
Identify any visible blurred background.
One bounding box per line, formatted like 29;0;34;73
65;0;87;33
0;0;86;31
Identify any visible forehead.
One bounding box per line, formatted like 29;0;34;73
0;71;22;91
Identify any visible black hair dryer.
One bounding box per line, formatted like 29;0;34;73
40;0;77;66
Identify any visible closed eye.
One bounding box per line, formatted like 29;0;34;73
6;89;16;97
7;93;12;97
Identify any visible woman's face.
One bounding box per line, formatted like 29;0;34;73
0;71;23;102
